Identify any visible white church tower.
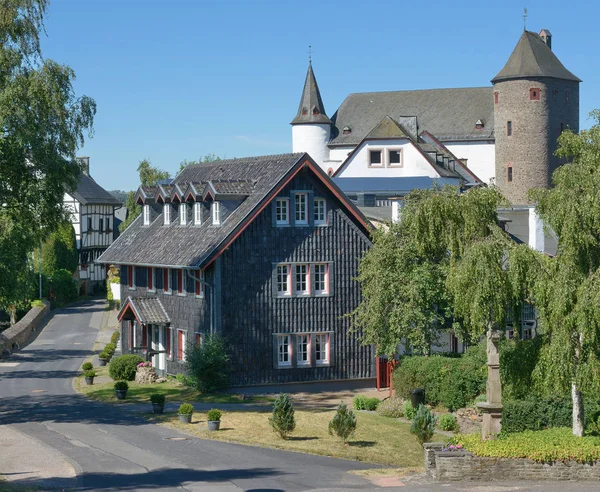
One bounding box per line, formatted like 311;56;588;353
291;62;331;169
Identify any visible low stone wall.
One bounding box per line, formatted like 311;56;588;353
425;442;600;481
0;301;51;355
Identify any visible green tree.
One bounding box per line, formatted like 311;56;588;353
269;394;296;439
35;220;78;276
178;154;222;173
328;402;357;443
185;334;230;393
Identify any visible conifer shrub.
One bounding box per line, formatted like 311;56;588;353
328;402;357;443
410;404;437;444
110;330;120;344
185;334;229;393
109;354;144;381
269;394;296;439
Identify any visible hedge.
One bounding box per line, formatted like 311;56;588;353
392;343;486;411
109;354;145;381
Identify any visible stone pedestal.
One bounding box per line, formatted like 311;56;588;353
476;328;503;439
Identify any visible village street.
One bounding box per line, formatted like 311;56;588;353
0;300;597;492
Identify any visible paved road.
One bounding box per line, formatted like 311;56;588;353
0;300;598;492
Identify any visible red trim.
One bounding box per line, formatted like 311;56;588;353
163;268;169;292
184;191;196;202
166;328;171;358
177;269;183;294
147;267;153;290
203;158;371;268
177;330;183;360
195;333;201;347
117;299;142;325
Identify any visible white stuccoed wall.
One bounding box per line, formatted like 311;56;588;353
444;141;495;184
292;124;330;169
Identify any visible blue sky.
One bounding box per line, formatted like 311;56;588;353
41;0;600;191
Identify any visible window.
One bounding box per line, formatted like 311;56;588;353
143;204;150;225
507;165;513;183
295;193;308;225
314;264;328;295
195;333;202;348
106;217;110;231
276;265;290;296
163;268;171;294
87;217;92;231
277;335;291;367
195;269;204;298
276;198;289;225
369;150;383;167
494;91;499;104
507;121;512;137
530;88;540;101
99;218;104;232
315;333;329;364
177;330;186;361
313;198;326;225
164;204;171;225
179;203;187;225
127;265;134;289
166;327;172;359
295;264;309;295
147;267;154;291
212;201;220;225
194;202;202;225
388;149;402;167
142;324;148;348
177;269;184;295
297;335;310;366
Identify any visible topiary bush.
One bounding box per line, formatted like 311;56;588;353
110;330;120;344
207;409;222;421
104;343;116;355
269;394;296;439
403;400;417;420
150;393;165;405
410;404;437;444
83;369;96;378
114;381;129;391
178;403;194;415
185;334;229;393
438;413;459;432
377;397;404;418
109;354;144;381
329;402;357;443
82;362;93;371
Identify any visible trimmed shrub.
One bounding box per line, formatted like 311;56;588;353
178;403;194;415
269;394;296;439
403;400;417;420
150;393;165;404
329;402;357;443
114;381;129;391
83;369;96;378
410;404;437;444
185;334;229;393
438;413;459;432
104;343;116;355
109;354;144;381
81;362;93;371
377;397;404;418
353;395;380;411
110;331;120;344
99;351;110;360
207;409;222;421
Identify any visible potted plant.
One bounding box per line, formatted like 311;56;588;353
114;380;129;400
207;409;222;431
99;351;110;366
82;362;93;371
178;403;194;423
84;369;96;385
150;393;165;414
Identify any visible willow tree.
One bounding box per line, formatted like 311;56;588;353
527;111;600;437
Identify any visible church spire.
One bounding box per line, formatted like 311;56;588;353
291;62;332;125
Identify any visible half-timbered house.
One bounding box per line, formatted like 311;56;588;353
97;153;375;386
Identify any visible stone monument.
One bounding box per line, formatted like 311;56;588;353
476;328;503;439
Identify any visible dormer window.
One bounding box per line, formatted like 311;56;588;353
143;205;150;225
194;202;202;225
475;119;484;130
163;204;171;225
342;126;351;135
179;203;187;226
212;201;221;225
312;107;319;115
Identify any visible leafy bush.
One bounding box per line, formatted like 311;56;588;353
114;381;129;391
393;343;487;411
353;395;380;411
109;354;144;381
178;403;194;415
83;369;96;378
438;413;459;432
104;343;116;355
150;393;165;404
410;404;437;444
110;331;120;344
403;400;417;420
31;299;45;308
328;402;357;443
47;269;78;307
81;362;93;371
473;394;487;406
185;334;229;393
269;394;296;439
99;351;110;360
377;397;404;418
456;427;600;463
207;409;222;421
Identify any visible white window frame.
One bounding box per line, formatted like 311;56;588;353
179;203;187;225
314;263;328;295
128;265;136;291
315;333;330;365
276;198;289;225
276;264;291;297
296;334;310;366
387;148;403;168
212;201;221;225
368;148;384;168
147;266;155;293
179;329;187;362
313;198;326;225
164;204;171;225
295;193;308;225
277;335;291;367
295;264;309;296
164;268;172;295
194;202;202;225
143;204;150;225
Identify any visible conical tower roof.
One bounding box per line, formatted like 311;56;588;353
492;30;581;83
291;63;332;125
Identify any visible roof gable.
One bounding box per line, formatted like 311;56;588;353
70;173;122;206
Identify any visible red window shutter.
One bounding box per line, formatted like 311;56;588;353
166;328;171;358
128;266;133;288
178;270;183;294
142;325;147;347
178;330;183;360
163;268;169;292
195;277;201;296
147;267;153;290
195;333;201;347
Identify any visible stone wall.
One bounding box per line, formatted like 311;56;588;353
0;301;51;355
425;442;600;481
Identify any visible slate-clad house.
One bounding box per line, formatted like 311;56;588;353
97;153;374;386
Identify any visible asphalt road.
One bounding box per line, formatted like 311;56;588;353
0;300;599;492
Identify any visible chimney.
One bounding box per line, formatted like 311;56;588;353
539;29;552;50
77;156;90;176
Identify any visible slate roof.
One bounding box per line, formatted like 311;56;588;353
492;30;581;83
97;153;370;269
290;64;332;125
329;87;494;146
209;180;255;195
118;296;170;324
70;173;122;206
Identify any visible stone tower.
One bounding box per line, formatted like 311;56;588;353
492;29;581;205
291;63;332;169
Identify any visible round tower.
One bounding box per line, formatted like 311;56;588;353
291;63;332;169
493;29;580;205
